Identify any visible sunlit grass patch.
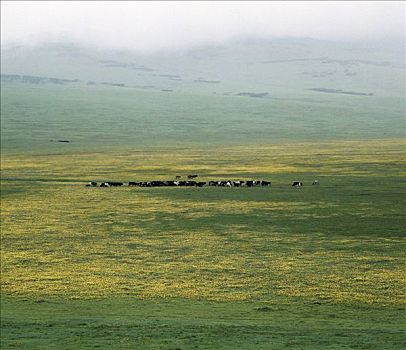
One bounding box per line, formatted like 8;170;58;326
2;197;405;304
1;139;405;307
2;139;405;181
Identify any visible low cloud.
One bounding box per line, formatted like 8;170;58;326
1;1;405;52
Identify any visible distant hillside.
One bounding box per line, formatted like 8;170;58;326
1;38;404;98
1;38;405;154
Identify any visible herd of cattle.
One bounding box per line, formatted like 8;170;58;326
86;179;318;188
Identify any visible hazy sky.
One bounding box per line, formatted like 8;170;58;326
1;1;405;51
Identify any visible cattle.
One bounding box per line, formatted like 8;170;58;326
151;181;166;187
101;179;275;189
175;176;181;179
187;174;198;179
312;180;319;185
101;181;123;187
129;181;146;187
86;181;97;187
292;181;303;187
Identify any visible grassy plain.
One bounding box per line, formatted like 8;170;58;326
1;39;405;348
1;138;405;349
1;83;405;154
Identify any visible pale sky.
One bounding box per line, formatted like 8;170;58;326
1;1;405;51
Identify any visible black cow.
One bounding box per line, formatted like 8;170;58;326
292;181;303;187
197;182;206;187
261;181;271;186
187;174;198;179
86;181;97;187
312;180;319;185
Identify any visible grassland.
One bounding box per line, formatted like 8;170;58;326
1;82;405;155
1;138;405;349
1;38;405;347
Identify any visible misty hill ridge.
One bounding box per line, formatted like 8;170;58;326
1;38;404;98
2;73;377;98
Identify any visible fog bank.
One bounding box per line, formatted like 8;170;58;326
1;1;405;52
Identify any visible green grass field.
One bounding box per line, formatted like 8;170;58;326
1;39;405;348
1;83;405;155
2;136;405;349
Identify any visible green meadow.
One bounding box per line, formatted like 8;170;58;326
1;39;405;349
